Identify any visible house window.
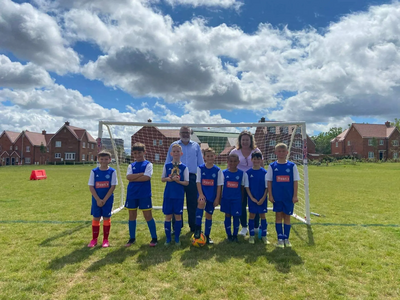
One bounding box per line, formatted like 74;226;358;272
159;140;163;145
56;141;61;147
25;157;31;164
335;142;338;147
269;127;276;134
269;153;277;160
82;154;85;160
282;127;288;134
293;153;302;160
83;142;86;148
10;146;12;150
15;158;18;163
47;147;49;152
296;127;301;134
65;153;75;160
368;152;374;159
155;153;160;161
347;141;351;146
368;139;373;146
269;140;276;146
26;146;30;152
283;140;289;146
91;144;94;149
153;140;157;146
15;146;18;151
295;140;302;148
393;140;399;146
379;140;384;146
91;155;94;161
394;152;398;159
55;153;61;158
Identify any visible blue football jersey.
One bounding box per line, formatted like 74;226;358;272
126;160;152;200
92;167;116;200
270;161;296;202
222;169;243;201
246;168;267;200
198;164;221;202
163;162;188;199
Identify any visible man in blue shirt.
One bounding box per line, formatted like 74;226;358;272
166;126;204;232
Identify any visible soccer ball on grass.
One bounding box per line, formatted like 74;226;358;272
190;232;206;247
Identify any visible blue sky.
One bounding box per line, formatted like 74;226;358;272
1;0;399;141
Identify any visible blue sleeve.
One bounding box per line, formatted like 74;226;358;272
196;143;204;166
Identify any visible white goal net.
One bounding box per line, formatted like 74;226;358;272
97;121;311;225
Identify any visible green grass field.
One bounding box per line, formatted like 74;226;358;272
1;163;400;299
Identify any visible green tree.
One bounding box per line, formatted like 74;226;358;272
312;127;343;154
390;118;400;131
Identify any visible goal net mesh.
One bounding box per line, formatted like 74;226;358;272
98;121;311;224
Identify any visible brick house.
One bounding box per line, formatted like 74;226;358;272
130;126;201;164
255;121;316;162
331;122;400;160
49;122;97;163
0;131;20;165
12;130;54;165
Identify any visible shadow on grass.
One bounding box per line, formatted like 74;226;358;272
292;224;315;246
266;247;303;273
86;247;139;272
47;245;100;270
39;223;90;247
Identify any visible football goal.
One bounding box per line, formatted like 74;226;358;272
97;121;311;225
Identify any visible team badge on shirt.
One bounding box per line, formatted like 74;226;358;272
212;173;216;178
105;174;110;179
286;169;290;173
236;176;239;180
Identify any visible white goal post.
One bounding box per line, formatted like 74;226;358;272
97;121;311;225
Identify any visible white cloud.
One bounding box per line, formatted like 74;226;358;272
0;55;53;89
165;0;242;9
0;0;79;74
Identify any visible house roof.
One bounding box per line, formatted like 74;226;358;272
23;131;47;146
1;130;20;143
200;143;209;150
331;129;349;142
353;124;395;138
157;129;201;143
193;131;239;138
219;145;235;155
50;123;96;143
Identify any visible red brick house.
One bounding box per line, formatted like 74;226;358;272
49;122;97;163
131;127;202;164
331;122;400;160
13;130;54;165
255;122;316;162
0;131;20;165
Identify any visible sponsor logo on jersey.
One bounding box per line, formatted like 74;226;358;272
276;175;290;182
227;181;239;188
105;174;110;179
202;179;214;186
96;181;110;188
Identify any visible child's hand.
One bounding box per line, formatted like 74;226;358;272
198;195;206;203
251;197;258;204
213;199;219;207
269;196;275;203
96;199;103;207
292;196;298;204
258;199;265;205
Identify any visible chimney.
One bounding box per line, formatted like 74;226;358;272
260;117;266;123
385;121;391;127
148;119;152;123
65;121;70;126
42;130;46;135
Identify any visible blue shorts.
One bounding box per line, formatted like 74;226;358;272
125;197;152;210
91;198;114;218
220;198;241;216
205;201;215;215
163;197;184;215
248;198;268;214
273;201;294;215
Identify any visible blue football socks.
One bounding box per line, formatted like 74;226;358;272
248;219;255;236
147;218;157;239
195;208;204;226
164;221;171;243
284;224;291;240
261;219;267;237
224;216;232;237
205;219;212;237
174;220;182;243
275;223;284;240
129;220;136;239
233;216;240;236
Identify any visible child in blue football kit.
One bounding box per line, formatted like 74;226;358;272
220;153;245;242
194;148;223;244
161;144;189;246
267;143;300;248
88;151;118;248
245;152;270;245
125;143;158;247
